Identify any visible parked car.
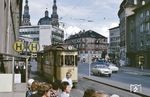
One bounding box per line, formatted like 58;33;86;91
91;65;112;77
107;63;119;73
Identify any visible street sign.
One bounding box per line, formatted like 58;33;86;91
13;41;24;52
29;42;39;53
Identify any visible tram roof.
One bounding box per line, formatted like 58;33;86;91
38;44;77;53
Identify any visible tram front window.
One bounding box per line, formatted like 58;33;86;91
65;55;74;66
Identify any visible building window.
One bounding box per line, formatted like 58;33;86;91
140;40;144;47
140;24;144;32
146;10;149;16
142;1;145;5
146;22;150;31
140;13;143;18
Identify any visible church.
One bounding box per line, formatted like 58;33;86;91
20;0;64;52
37;0;59;27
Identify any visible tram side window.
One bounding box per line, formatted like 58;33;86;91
65;55;74;66
75;55;78;66
61;55;63;66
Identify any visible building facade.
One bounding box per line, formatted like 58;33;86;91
65;30;108;63
20;0;64;52
0;0;22;54
118;0;137;65
0;0;22;73
19;25;64;51
118;0;150;68
109;26;120;61
38;0;59;27
126;1;150;68
22;0;31;26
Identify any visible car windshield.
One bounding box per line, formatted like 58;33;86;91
96;65;108;68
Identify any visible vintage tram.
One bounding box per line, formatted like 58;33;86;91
37;44;78;86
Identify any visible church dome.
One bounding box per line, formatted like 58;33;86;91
38;10;52;25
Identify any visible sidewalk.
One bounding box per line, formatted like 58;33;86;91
80;74;150;97
120;67;150;76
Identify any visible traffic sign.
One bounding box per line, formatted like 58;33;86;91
13;41;24;52
29;42;39;53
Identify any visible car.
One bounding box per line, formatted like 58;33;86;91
106;63;119;73
91;65;112;77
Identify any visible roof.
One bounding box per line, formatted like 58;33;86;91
66;30;107;40
38;16;52;25
109;26;119;30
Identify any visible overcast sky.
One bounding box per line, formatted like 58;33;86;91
23;0;123;38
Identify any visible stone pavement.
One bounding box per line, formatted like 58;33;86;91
120;67;150;76
80;73;150;97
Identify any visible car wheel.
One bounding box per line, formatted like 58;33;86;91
115;71;118;73
98;72;101;76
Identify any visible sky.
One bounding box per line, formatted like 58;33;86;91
23;0;123;39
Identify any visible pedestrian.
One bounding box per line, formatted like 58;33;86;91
83;89;95;97
62;72;73;88
83;89;110;97
14;63;20;73
139;61;143;70
0;61;5;73
38;82;58;97
52;82;60;97
91;92;109;97
26;79;35;97
60;81;71;97
26;79;39;97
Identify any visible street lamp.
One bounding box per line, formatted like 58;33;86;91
88;51;91;76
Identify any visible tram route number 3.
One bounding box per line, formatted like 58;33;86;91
13;40;39;53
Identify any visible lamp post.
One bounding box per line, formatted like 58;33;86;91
88;51;91;76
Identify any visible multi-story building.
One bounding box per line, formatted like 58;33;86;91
22;0;31;26
0;0;22;55
118;0;150;68
126;1;150;68
19;0;64;52
109;26;120;60
65;30;108;63
118;0;137;65
38;0;59;27
19;25;64;51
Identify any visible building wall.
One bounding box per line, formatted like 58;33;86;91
0;0;22;73
126;1;150;68
39;25;52;50
109;26;120;60
65;30;108;63
19;25;64;51
0;0;22;54
118;0;137;65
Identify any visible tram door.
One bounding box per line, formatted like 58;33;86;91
0;53;28;97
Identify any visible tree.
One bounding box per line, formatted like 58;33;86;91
101;50;107;59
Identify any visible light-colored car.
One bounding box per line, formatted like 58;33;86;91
91;65;112;77
107;63;119;73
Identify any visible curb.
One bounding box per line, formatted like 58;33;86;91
82;76;149;97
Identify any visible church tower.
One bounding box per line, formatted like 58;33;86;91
22;0;31;26
51;0;59;27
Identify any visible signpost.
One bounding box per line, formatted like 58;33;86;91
13;41;39;53
29;42;40;53
13;41;24;52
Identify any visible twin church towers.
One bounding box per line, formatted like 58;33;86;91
22;0;59;27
